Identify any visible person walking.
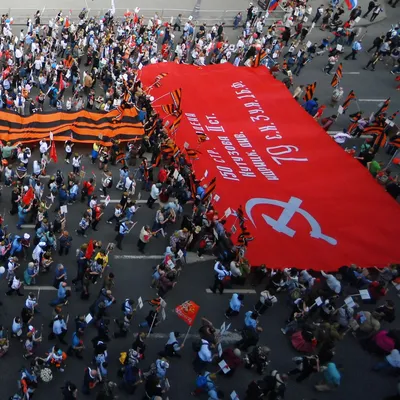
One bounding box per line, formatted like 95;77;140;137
288;355;320;382
6;275;24;296
137;225;153;254
115;220;134;250
59;230;72;256
51;314;69;345
225;293;244;318
82;367;99;395
370;4;383;21
323;55;338;74
209;261;232;294
312;5;324;23
173;14;182;31
158;332;184;358
344;40;362;60
147;183;161;209
363;0;376;17
364;52;380;71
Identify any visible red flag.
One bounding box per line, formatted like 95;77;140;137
22;187;34;206
175;300;200;326
59;72;65;91
85;239;94;259
49;141;57;163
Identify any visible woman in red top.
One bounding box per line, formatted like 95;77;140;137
368;281;388;304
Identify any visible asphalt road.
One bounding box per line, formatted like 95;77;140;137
0;6;399;399
0;143;398;400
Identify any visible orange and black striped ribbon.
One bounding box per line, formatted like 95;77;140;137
331;63;343;88
253;51;261;68
170;88;182;110
389;110;399;121
0;108;143;144
341;90;356;110
197;134;208;143
389;136;400;148
186;148;202;159
161;103;176;115
154;73;168;87
375;98;390;117
170;110;183;134
203;177;217;202
303;82;317;102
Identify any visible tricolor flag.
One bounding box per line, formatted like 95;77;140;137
345;0;358;10
268;0;281;11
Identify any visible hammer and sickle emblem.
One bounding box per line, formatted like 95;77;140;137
245;197;337;245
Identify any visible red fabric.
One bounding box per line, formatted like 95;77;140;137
59;73;65;92
22;187;34;206
373;330;395;353
85;239;94;259
175;300;200;326
142;63;400;270
49;140;57;163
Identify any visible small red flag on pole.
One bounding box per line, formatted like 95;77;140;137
22;187;34;206
85;239;94;259
49;140;57;163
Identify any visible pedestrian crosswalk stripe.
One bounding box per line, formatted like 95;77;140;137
28;285;71;290
114;255;163;260
132;331;242;343
358;99;386;102
21;224;36;229
206;289;257;294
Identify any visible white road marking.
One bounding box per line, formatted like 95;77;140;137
206;289;257;294
28;285;71;290
358;99;386;102
132;332;242;343
39;175;50;179
343;72;360;74
101;199;147;204
114;255;163;260
21;224;36;229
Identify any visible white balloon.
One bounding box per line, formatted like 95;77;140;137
0;266;5;274
150;96;155;101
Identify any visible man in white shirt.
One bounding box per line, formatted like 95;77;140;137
52;315;68;344
15;46;23;66
209;261;232;294
39;140;49;158
321;270;342;294
14;93;25;115
333;130;352;145
193;339;214;373
147;183;160;209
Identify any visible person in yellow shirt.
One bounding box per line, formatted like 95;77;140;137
91;142;100;164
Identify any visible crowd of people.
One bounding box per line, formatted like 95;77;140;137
0;2;398;400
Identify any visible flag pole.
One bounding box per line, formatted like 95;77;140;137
152;92;171;103
182;325;192;345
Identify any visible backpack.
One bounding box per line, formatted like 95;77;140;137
377;173;389;185
196;374;209;388
192;340;204;352
290;287;302;301
164;341;178;356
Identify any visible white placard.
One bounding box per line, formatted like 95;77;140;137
104;195;110;207
213;229;219;239
161;308;166;321
60;205;68;214
173;169;179;179
137;192;141;200
213;194;220;202
355;16;360;22
231;391;239;400
337;105;344;115
315;296;323;306
184;142;189;149
225;323;231;332
311;22;315;29
160;298;167;308
138;297;143;309
220;321;226;334
177;249;184;258
344;296;356;308
306;40;312;48
138;63;143;70
224;208;232;218
85;313;93;324
167;259;175;269
203;170;208;178
336;44;343;51
218;343;223;357
359;289;371;300
218;359;231;374
303;16;308;22
231;225;237;234
50;132;54;140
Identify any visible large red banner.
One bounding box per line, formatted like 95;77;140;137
142;63;400;270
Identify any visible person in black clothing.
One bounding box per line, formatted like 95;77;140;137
132;332;146;357
368;35;385;52
144;375;164;399
363;0;376;17
288;355;320;382
374;300;396;323
62;381;78;399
